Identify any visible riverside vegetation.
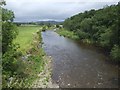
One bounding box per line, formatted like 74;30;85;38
1;0;120;88
57;2;120;62
2;25;46;88
1;1;53;88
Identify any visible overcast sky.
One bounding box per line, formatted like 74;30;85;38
4;0;119;22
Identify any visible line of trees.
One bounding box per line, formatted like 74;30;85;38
63;2;120;61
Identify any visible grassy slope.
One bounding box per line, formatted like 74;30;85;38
56;28;79;40
14;26;41;53
56;28;92;44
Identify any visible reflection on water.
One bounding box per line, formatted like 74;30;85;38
42;30;119;88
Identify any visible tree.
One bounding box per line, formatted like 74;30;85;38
2;8;18;53
2;1;20;88
63;2;120;61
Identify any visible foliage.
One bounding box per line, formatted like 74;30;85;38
63;2;120;61
2;4;21;88
2;22;18;53
2;2;45;88
42;25;47;31
110;45;120;61
2;25;45;88
2;7;18;54
56;28;79;40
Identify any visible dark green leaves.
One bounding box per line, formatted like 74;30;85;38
63;2;120;61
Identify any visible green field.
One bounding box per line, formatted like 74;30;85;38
14;26;41;53
12;26;46;87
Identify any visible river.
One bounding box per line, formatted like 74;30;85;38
41;30;119;88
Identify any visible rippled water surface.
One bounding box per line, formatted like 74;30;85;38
42;30;119;88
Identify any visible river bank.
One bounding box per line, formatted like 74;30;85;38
4;26;55;88
21;27;59;88
56;28;120;63
21;27;58;88
56;28;79;40
31;56;59;88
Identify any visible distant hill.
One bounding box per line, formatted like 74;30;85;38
14;20;64;25
36;20;63;24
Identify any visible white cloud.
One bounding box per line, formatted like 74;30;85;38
5;0;119;3
4;0;119;22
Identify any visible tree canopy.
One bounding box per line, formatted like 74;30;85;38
63;2;120;61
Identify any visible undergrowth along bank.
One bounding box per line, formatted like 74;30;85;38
56;28;79;40
2;26;51;88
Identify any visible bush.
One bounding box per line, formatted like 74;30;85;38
110;45;120;61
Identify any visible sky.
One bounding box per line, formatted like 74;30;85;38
4;0;119;22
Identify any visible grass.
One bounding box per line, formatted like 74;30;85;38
11;25;47;88
3;25;53;88
14;26;41;53
56;28;79;40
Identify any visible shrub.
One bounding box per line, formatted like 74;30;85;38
110;45;120;61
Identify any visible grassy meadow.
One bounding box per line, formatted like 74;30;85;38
14;26;41;53
9;25;47;87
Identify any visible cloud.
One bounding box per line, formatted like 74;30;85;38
4;0;119;22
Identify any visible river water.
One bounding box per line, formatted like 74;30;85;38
41;30;119;88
